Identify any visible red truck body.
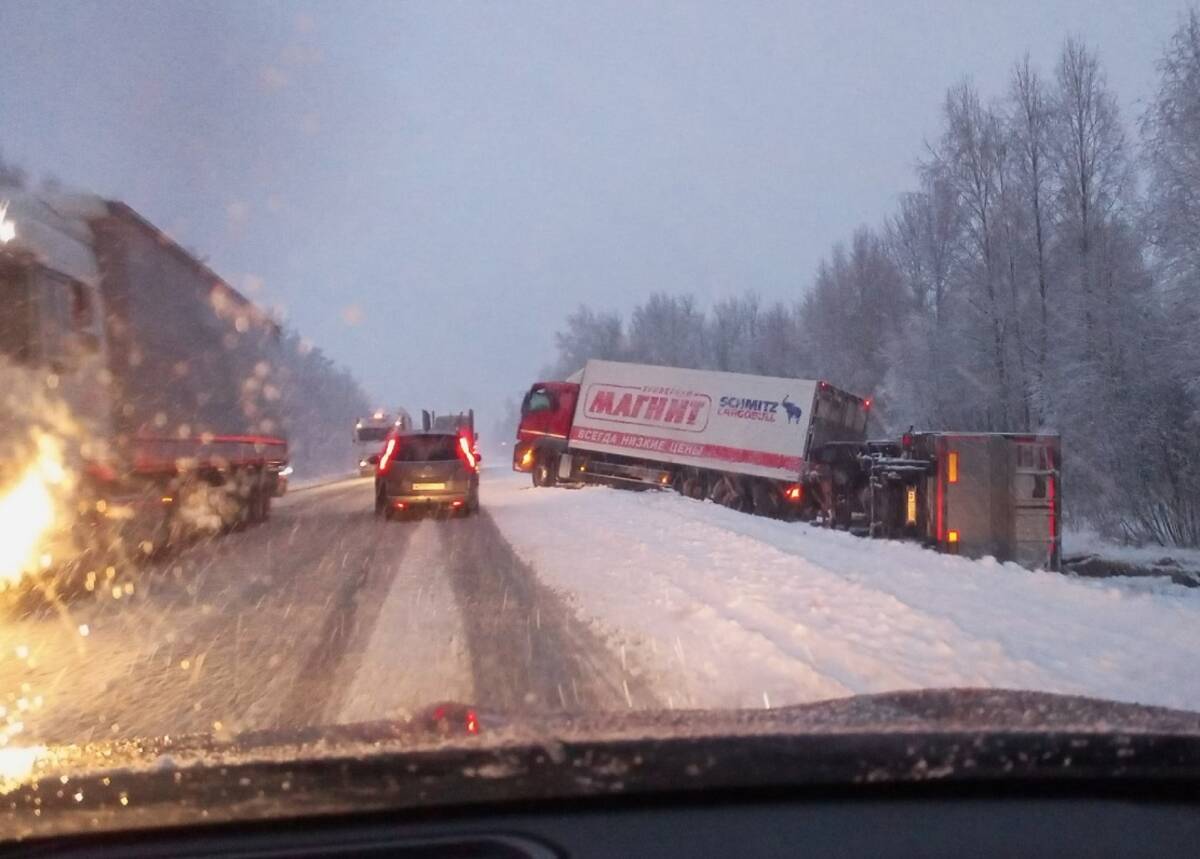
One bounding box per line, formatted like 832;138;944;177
0;186;289;586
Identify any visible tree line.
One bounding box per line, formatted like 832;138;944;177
542;13;1200;547
274;330;372;479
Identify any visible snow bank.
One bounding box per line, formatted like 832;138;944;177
482;467;1200;712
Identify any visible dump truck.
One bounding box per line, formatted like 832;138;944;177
513;360;870;518
0;186;288;591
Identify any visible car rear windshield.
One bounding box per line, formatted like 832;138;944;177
393;434;460;462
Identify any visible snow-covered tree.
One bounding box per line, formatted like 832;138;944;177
626;293;707;369
547;305;626;379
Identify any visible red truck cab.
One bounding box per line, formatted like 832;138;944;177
512;381;579;485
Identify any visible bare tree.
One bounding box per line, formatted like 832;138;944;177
627;293;707;369
935;82;1012;427
708;293;761;372
1052;38;1130;353
1143;8;1200;408
1009;56;1056;409
550;305;625;378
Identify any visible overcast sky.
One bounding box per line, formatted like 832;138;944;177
0;0;1185;428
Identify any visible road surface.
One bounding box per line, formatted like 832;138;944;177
0;478;655;747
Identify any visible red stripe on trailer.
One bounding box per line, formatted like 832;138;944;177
935;439;945;543
130;434;289;474
569;426;803;472
135;434;287;448
1047;474;1057;540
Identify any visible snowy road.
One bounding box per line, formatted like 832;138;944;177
2;466;1198;749
0;477;650;746
484;467;1200;713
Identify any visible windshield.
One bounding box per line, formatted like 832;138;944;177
1;0;1200;840
392;434;460;462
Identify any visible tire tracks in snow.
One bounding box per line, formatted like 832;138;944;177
437;510;659;714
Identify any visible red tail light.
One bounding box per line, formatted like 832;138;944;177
783;484;803;502
457;434;478;472
378;436;398;473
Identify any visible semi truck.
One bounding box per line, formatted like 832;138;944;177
0;186;288;593
513;360;1061;570
513;360;870;519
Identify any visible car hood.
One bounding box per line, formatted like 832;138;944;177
4;688;1200;842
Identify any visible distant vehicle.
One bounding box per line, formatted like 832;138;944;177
0;186;288;590
354;409;412;476
513;360;868;518
373;426;480;519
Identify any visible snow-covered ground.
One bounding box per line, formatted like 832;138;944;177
482;466;1200;713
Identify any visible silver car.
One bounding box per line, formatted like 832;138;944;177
373;432;480;519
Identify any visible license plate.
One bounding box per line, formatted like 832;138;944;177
412;482;445;490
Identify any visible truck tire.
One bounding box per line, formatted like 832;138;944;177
677;468;706;500
248;486;270;524
245;472;269;524
533;456;557;488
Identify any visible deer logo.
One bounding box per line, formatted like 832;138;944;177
781;395;803;424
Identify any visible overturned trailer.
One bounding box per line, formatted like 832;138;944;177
807;432;1062;571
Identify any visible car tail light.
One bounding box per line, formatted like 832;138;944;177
457;434;478;472
784;484;803;502
378;436;398;473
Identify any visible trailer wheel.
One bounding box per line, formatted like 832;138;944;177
751;479;781;519
677;468;705;500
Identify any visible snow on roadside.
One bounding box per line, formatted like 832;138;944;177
481;467;1200;712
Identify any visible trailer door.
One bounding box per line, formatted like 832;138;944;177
1011;438;1060;571
933;434;1060;571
